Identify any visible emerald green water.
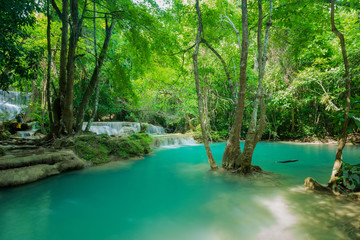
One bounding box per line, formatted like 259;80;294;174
1;142;360;240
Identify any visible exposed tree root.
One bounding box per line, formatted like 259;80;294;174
304;177;360;200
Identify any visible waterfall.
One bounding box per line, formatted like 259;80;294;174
151;134;199;148
16;123;39;138
83;122;165;135
0;90;31;121
84;122;198;148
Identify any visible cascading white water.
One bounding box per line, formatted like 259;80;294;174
16;123;39;138
84;122;198;148
83;122;166;135
151;134;198;148
0;90;31;121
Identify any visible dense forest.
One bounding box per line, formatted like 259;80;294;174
1;0;359;136
1;1;360;239
1;0;360;181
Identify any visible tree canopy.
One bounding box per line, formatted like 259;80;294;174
1;0;358;141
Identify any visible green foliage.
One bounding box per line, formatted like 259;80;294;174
0;130;10;141
28;102;49;133
2;0;359;143
72;133;152;165
210;130;229;142
0;146;5;156
341;161;360;190
0;0;42;91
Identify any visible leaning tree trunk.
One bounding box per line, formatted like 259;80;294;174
201;39;236;103
222;0;249;169
85;80;100;131
193;0;218;170
328;0;351;187
75;18;116;132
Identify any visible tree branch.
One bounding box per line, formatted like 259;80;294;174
51;0;62;20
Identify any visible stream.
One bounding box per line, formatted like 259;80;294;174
0;142;359;239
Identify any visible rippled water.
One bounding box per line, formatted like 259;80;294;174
0;142;359;240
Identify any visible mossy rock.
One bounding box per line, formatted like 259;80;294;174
0;147;5;156
0;130;11;140
72;133;152;165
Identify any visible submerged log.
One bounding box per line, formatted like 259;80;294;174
276;160;298;163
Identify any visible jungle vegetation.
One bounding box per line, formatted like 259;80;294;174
0;0;359;182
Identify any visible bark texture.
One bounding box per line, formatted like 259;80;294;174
240;0;271;173
51;0;68;136
50;0;87;136
85;1;99;132
222;0;272;173
193;0;218;169
328;0;351;186
46;0;54;137
75;18;116;132
222;0;249;170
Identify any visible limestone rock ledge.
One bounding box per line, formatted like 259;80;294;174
0;150;85;187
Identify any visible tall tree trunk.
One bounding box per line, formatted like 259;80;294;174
240;0;272;173
328;0;351;186
62;0;81;134
222;0;249;169
51;0;68;136
75;18;116;132
51;0;87;135
291;105;295;132
85;0;99;132
193;0;218;170
46;0;54;136
41;77;46;133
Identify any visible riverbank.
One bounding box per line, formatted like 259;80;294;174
0;133;153;187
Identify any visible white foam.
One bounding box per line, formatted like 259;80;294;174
257;196;297;240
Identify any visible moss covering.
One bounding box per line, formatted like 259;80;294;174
0;147;5;156
72;133;152;165
0;130;11;140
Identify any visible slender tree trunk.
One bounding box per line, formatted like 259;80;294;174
185;113;196;131
328;0;351;186
201;39;235;101
193;0;218;170
291;105;295;132
46;0;54;137
85;1;99;132
222;0;249;169
203;77;211;136
41;78;46;133
75;18;116;132
85;81;100;131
